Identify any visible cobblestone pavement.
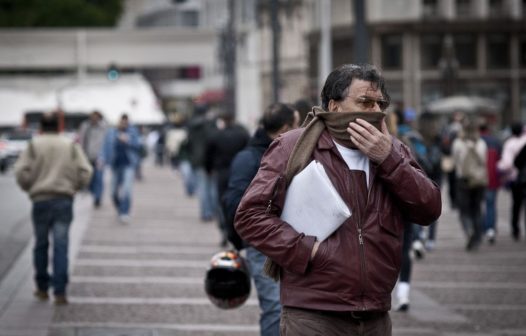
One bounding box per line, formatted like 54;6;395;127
2;163;526;336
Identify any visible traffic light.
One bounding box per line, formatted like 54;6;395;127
106;63;120;81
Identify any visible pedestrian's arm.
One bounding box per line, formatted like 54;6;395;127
13;148;35;191
222;151;258;249
74;143;93;190
235;139;316;275
376;139;442;225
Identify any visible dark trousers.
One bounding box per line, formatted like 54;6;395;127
510;182;526;239
399;222;413;283
456;180;485;249
280;306;391;336
32;198;73;295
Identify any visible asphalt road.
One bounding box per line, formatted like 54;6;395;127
0;169;32;280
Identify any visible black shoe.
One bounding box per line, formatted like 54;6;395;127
466;235;479;251
512;231;520;241
396;303;409;312
94;199;101;208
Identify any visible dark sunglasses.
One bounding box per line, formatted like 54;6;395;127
355;96;389;111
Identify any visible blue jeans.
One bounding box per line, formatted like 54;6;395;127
89;161;104;203
178;160;196;196
111;166;135;215
196;168;216;220
245;246;281;336
484;189;498;233
32;198;73;295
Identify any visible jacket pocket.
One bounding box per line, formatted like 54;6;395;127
378;211;402;239
310;239;328;271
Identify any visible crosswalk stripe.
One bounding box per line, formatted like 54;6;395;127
71;276;203;284
66;297;259;305
75;259;207;268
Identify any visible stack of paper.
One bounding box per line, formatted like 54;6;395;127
281;161;351;241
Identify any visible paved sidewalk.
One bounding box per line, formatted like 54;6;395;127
0;163;525;336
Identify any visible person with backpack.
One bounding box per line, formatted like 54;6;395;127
14;112;92;305
479;123;502;244
222;103;299;336
497;122;526;241
234;64;441;336
452;119;488;251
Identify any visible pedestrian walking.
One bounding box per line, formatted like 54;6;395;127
205;111;249;246
452;119;488;251
78;110;107;208
497;122;526;241
223;103;299;336
101;114;142;224
186;105;217;222
14;112;92;305
441;111;465;210
235;64;441;336
479;123;502;244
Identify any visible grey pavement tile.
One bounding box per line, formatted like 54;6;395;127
76;252;211;261
413;269;526;283
421;287;526;305
67;282;207;298
53;304;260;325
455;309;526;329
77;328;154;336
72;266;206;278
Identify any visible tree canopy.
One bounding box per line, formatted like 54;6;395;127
0;0;123;27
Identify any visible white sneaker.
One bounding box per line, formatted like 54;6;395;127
486;229;496;245
119;215;130;224
396;282;410;312
412;240;425;260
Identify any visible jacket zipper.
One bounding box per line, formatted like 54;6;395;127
265;176;282;214
357;174;372;311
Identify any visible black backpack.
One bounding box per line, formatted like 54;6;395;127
513;144;526;184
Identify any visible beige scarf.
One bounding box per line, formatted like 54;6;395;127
264;107;385;280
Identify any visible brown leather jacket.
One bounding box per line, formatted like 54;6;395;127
235;128;441;312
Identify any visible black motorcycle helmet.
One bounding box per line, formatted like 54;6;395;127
204;250;251;309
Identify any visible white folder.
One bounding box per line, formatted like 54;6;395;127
280;160;351;241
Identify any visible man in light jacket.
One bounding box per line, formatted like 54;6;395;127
78;110;107;208
15;112;92;305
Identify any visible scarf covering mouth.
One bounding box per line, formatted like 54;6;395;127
285;107;386;186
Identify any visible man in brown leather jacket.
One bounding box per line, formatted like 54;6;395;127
234;64;441;336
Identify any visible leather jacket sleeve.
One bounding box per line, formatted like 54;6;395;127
234;137;316;275
377;138;442;225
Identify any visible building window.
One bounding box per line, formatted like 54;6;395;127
520;38;526;68
489;0;507;17
381;34;403;70
422;0;439;18
487;34;510;69
181;10;199;27
421;34;443;69
456;0;473;17
454;34;477;68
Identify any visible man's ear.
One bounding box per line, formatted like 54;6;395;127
328;99;340;112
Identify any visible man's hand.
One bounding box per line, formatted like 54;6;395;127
347;118;392;164
118;133;129;143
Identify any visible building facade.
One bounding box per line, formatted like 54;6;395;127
296;0;526;125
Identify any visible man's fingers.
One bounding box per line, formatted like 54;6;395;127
380;119;390;136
